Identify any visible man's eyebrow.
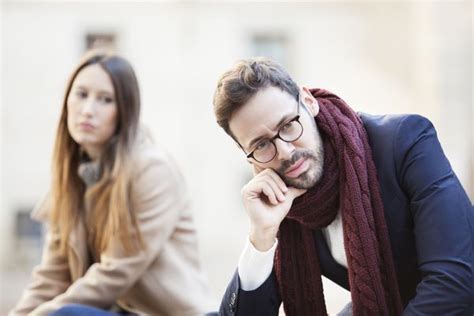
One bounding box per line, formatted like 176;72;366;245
247;113;294;150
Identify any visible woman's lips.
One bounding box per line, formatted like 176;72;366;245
79;122;95;131
285;158;309;178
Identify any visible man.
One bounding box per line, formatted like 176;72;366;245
212;58;473;315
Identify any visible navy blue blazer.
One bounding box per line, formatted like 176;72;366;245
219;114;474;315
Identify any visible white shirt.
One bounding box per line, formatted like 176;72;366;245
238;211;347;291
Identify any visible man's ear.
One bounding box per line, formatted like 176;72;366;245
301;86;320;116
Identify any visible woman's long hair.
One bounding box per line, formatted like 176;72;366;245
50;50;144;256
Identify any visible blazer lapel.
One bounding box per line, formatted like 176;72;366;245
314;229;350;290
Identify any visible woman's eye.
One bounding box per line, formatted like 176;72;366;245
99;95;114;103
76;90;87;99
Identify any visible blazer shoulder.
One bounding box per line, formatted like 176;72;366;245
358;112;433;133
360;112;432;134
359;113;434;153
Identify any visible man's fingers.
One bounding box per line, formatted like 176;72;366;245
254;170;287;202
254;168;288;193
264;170;288;193
261;183;279;205
263;178;286;202
247;167;305;205
287;187;307;200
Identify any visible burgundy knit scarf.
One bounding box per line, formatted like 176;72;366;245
274;88;403;315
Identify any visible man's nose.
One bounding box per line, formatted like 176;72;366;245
275;138;295;161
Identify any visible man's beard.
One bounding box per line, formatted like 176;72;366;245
276;146;324;189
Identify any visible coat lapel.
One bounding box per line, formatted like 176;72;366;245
68;216;90;281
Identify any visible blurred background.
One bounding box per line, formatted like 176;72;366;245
1;0;472;314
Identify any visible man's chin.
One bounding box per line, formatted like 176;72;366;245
282;165;324;189
283;174;318;190
278;154;324;189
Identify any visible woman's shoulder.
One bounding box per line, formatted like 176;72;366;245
133;142;178;172
130;131;185;186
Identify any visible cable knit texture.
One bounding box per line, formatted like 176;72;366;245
274;88;403;316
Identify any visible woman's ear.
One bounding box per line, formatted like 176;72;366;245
301;86;320;116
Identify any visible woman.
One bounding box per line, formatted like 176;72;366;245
9;50;213;315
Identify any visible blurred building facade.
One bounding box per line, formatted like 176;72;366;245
1;1;472;314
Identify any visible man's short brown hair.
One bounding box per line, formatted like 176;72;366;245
213;57;299;139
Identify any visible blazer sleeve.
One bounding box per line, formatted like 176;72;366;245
28;151;188;315
219;269;281;316
395;115;474;315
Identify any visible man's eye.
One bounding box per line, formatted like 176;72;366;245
255;140;270;151
281;121;294;131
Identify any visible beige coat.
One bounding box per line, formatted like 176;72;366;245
10;143;214;315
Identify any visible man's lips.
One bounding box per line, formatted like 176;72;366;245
285;158;308;177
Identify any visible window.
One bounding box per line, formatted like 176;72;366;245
85;32;117;51
250;33;288;66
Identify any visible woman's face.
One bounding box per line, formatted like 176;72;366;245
67;63;118;160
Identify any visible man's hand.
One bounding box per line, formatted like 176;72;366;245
241;167;306;251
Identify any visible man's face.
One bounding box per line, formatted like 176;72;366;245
229;86;324;189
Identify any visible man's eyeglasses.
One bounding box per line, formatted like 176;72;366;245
244;93;304;164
